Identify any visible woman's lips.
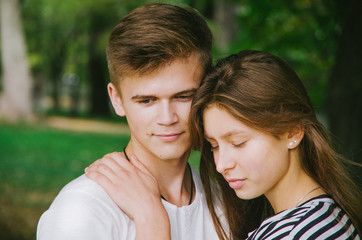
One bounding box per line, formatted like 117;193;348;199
227;179;246;189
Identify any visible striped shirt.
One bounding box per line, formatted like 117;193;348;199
247;195;360;240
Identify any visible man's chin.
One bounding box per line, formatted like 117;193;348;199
154;146;191;161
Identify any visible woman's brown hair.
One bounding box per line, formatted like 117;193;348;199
190;50;362;239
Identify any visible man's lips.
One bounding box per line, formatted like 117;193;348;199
154;132;183;142
226;178;246;189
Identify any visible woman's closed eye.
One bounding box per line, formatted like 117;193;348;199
206;140;218;152
210;145;219;151
233;141;246;148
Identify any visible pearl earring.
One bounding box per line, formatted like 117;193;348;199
289;140;297;148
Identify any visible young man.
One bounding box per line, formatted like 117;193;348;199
37;4;227;240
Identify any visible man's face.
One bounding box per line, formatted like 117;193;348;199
109;55;203;162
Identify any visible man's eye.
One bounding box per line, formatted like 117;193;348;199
176;95;193;101
138;99;154;104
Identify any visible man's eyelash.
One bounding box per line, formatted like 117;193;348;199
176;94;193;99
138;98;155;104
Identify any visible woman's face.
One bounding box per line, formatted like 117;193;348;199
203;106;292;200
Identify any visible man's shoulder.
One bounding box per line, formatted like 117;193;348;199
37;175;135;240
46;174;121;215
51;175;111;205
59;174;107;196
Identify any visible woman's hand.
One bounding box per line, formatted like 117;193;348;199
85;152;170;240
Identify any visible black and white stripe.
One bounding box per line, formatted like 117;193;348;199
247;195;360;239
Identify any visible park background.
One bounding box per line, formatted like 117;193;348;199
0;0;361;239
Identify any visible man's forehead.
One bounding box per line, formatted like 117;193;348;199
118;56;203;93
121;79;200;98
118;54;202;79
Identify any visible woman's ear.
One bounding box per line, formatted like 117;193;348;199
108;83;126;117
287;125;304;149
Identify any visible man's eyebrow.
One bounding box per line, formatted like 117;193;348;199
174;88;198;96
131;88;198;101
131;94;156;101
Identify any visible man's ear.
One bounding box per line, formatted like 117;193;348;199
108;83;126;117
287;125;304;149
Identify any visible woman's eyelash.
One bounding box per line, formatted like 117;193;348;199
233;142;245;148
210;145;218;151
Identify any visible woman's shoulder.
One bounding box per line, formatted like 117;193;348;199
247;195;359;239
288;195;359;239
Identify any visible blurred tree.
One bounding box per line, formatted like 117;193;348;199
221;0;338;106
85;0;148;116
327;0;362;188
22;0;148;117
0;0;33;121
23;0;84;113
214;0;238;53
88;14;110;116
86;2;119;116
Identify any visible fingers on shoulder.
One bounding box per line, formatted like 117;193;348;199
85;168;114;188
90;153;124;172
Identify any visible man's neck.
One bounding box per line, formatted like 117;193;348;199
124;142;193;207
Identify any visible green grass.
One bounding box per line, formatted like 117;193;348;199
0;124;130;190
0;122;200;239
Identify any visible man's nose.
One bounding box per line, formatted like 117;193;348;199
157;101;178;125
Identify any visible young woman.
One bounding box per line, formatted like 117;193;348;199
190;50;361;239
86;50;361;240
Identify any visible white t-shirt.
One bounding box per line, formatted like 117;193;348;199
37;167;226;240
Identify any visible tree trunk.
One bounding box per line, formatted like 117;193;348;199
48;40;67;113
327;0;362;189
88;18;110;116
214;0;237;53
0;0;33;121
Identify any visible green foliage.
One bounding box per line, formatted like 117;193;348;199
219;0;340;107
